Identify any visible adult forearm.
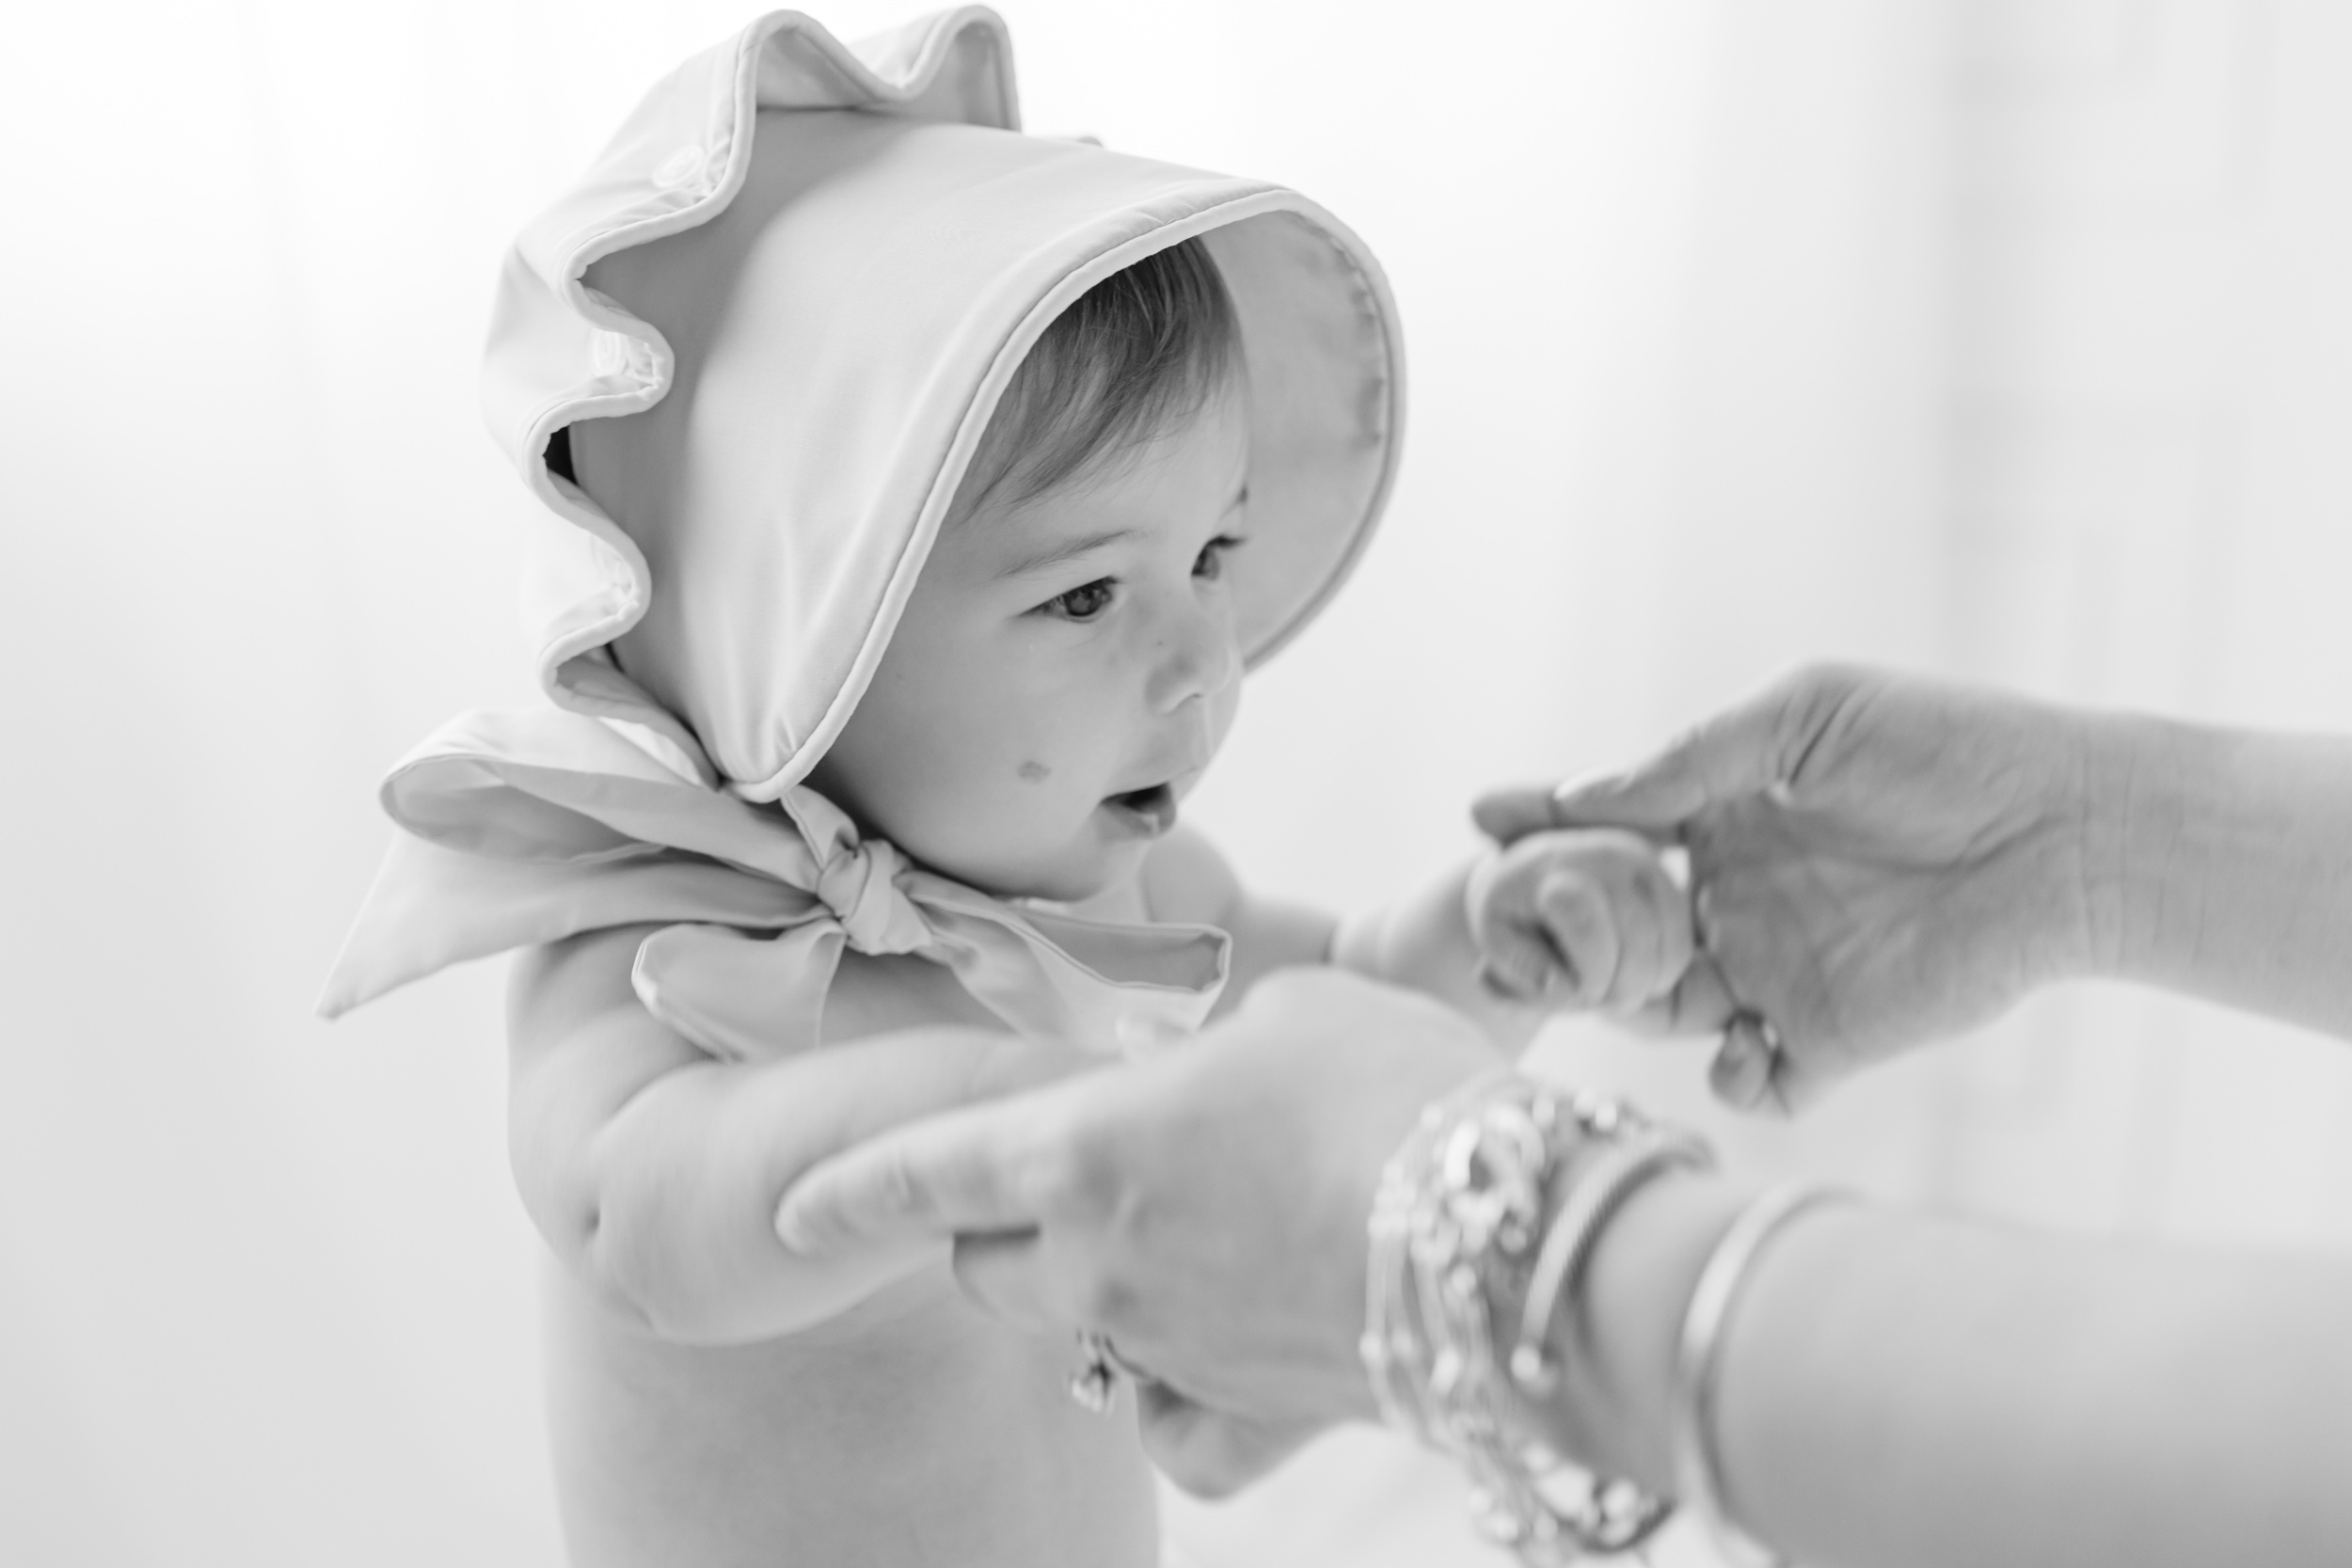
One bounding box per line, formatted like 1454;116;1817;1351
2097;715;2352;1038
1545;1176;2352;1568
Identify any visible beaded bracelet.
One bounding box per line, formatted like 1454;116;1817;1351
1362;1073;1708;1563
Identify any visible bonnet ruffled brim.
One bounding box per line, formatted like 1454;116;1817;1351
481;7;1404;798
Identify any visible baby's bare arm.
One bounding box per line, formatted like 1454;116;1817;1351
1140;828;1335;1017
1144;827;1541;1045
506;925;1073;1344
1144;825;1691;1047
1336;832;1694;1049
1327;859;1550;1048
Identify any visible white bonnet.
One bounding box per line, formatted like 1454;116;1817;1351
483;7;1404;798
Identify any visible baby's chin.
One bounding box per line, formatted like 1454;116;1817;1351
921;828;1155;908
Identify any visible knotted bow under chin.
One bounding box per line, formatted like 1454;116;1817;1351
318;708;1230;1062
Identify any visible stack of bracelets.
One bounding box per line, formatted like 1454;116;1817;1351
1362;1068;1845;1567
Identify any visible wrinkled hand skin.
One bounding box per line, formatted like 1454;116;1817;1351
1478;664;2106;1113
994;971;1499;1495
774;968;1501;1497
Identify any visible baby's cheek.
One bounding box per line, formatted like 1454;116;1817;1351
979;727;1097;832
1002;693;1106;785
981;753;1083;846
1208;675;1243;753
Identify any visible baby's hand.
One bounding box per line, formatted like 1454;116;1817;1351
1463;829;1693;1012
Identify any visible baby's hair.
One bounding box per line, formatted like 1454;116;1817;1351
540;240;1239;510
955;237;1241;517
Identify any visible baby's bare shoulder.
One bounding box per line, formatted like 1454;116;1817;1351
509;924;669;1050
1140;824;1244;927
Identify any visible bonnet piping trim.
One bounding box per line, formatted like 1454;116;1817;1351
766;184;1404;805
490;8;1023;782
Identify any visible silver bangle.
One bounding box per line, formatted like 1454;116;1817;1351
1672;1183;1851;1568
1510;1122;1715;1395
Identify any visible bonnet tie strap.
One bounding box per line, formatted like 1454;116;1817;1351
808;831;929;956
318;707;1230;1062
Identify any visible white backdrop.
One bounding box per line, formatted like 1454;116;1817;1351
6;3;2351;1565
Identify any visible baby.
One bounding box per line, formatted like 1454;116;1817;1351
323;12;1692;1568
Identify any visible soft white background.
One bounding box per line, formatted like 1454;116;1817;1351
6;2;2349;1564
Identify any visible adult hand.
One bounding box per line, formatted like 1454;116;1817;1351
1478;665;2106;1112
772;968;1499;1495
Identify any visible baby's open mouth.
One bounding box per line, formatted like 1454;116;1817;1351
1101;783;1178;836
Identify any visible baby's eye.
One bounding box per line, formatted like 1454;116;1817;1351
1041;578;1117;621
1193;534;1245;582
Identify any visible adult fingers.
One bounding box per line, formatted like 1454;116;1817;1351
775;1083;1079;1255
1623;947;1742;1038
1546;665;1869;835
1636;955;1829;1117
1708;1010;1831;1117
946;1229;1062;1330
1550;711;1783;833
1470;784;1565;845
1136;1384;1322;1499
1626;851;1697;1006
1707;1012;1781;1111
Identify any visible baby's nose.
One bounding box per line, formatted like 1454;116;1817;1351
1146;601;1241;713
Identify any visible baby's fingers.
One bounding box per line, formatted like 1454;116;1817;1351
1478;901;1597;1003
1623;949;1740;1037
1524;868;1621;1006
1536;861;1690;1011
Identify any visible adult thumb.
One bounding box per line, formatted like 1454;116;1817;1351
1470;785;1564;844
1549;670;1841;832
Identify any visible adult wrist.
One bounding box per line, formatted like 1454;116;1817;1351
2087;710;2226;988
1536;1170;1748;1489
2048;700;2213;986
2069;706;2150;981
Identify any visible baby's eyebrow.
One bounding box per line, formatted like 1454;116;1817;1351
992;528;1136;580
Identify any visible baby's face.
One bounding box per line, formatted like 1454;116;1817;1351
809;385;1250;901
